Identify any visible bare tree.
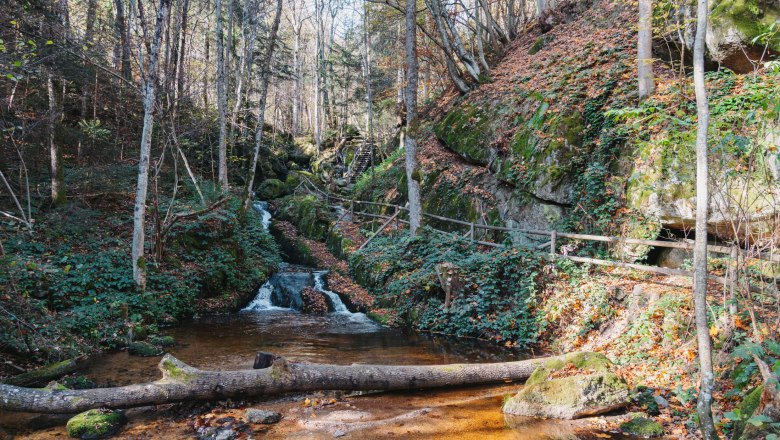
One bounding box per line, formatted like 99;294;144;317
47;73;65;206
404;0;422;235
692;0;717;437
216;0;229;189
637;0;654;99
132;0;172;290
244;0;284;209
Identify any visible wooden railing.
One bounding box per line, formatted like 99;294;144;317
294;175;778;291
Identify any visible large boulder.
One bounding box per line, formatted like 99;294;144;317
269;269;314;309
628;122;780;245
502;352;629;419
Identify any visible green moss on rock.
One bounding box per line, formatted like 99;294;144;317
503;352;628;419
66;409;127;439
257;179;287;200
127;341;163;357
433;104;499;165
620;415;664;437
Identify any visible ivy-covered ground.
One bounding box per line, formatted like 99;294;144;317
0;165;280;375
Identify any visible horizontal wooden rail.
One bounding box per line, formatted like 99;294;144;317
301;178;779;275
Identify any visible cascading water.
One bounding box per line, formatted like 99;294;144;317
243;201;373;326
252;201;272;229
314;271;349;313
314;270;376;324
241;280;287;311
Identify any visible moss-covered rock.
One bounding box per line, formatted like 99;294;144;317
127;341;163;357
433;103;501;165
620;415;664;437
257;179;287;200
66;409;127;439
502;352;629;419
710;0;780;72
148;335;175;347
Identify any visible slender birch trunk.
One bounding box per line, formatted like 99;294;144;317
404;0;422;236
692;0;717;437
132;0;171;290
244;0;283;209
47;73;65;206
637;0;654;99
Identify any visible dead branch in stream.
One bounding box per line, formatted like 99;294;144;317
0;353;567;414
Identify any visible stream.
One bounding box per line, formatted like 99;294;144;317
1;202;636;439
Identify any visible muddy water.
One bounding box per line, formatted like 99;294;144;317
1;310;638;439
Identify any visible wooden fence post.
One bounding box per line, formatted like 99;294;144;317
469;222;475;241
550;230;557;258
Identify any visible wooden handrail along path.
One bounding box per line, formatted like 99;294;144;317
294;175;778;292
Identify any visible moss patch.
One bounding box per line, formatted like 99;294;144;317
620;415;664;437
66;409;127;439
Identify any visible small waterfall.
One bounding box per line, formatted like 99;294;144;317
314;271;349;313
252;201;272;229
242;280;287;311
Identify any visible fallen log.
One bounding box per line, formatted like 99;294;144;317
3;356;88;387
0;353;565;414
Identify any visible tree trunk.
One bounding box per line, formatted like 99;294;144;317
47;73;65;206
0;353;566;413
637;0;654;99
405;0;422;236
132;0;171;290
692;0;717;438
216;0;228;190
244;0;283;209
425;0;471;93
115;0;133;81
228;0;258;146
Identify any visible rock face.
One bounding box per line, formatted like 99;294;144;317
708;0;780;73
502;352;629;419
66;409;127;439
627;122;780;245
244;408;282;425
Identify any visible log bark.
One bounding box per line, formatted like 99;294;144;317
0;353;565;414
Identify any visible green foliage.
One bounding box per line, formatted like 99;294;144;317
1;194;279;362
350;229;544;346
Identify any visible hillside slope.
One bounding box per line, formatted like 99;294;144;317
357;0;779;253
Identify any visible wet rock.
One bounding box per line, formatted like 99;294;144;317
502;352;629;419
196;427;236;440
66;409;127;439
270;270;314;309
245;409;282;425
127;341;163;357
620;415;664;437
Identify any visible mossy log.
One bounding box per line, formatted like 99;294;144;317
0;353;566;414
3;356;87;387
